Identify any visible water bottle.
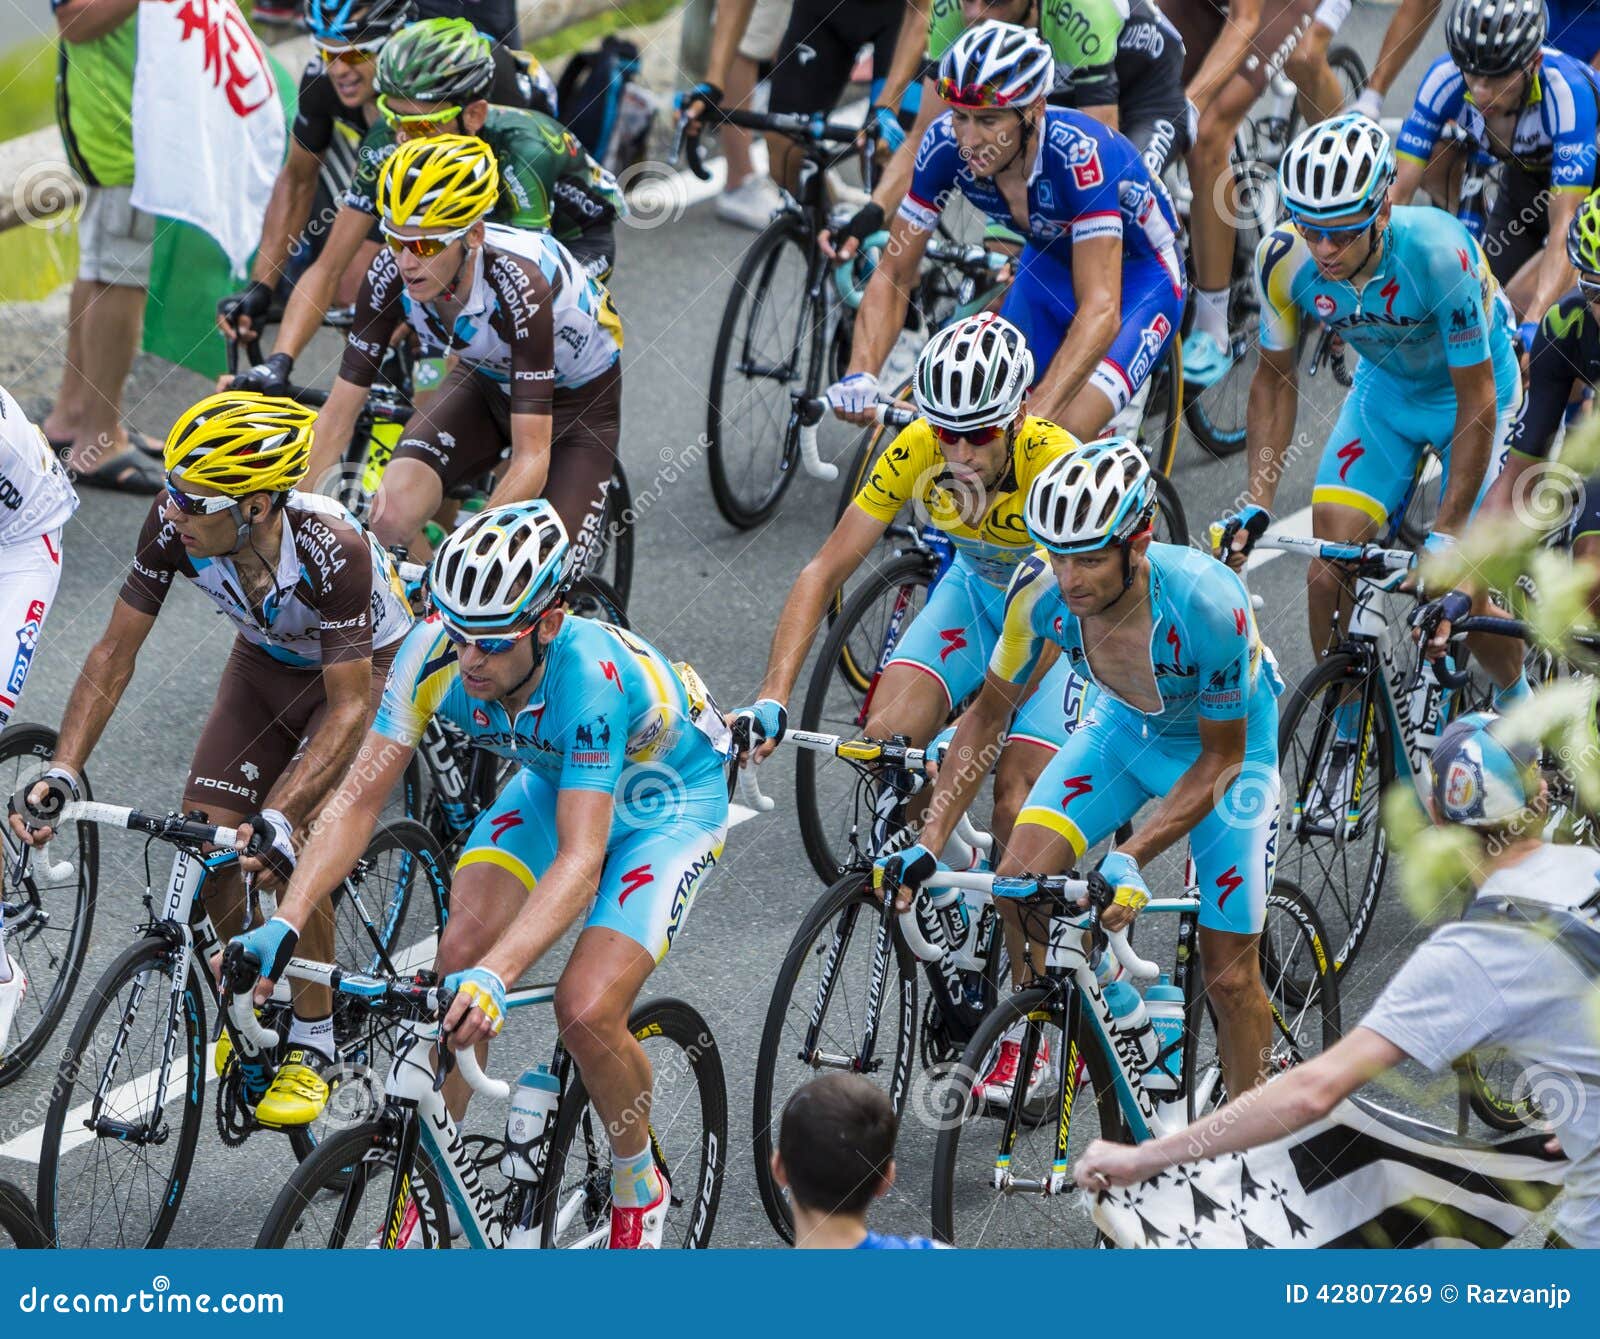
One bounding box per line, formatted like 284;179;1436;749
499;1065;560;1183
1103;980;1157;1071
1143;976;1186;1095
1091;949;1123;989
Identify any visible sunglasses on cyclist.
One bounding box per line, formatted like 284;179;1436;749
165;482;238;516
931;421;1007;446
1291;201;1383;245
1579;272;1600;302
381;223;471;258
377;95;463;136
438;619;538;656
314;38;384;66
934;77;1018;109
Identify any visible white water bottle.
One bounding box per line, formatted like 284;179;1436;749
1103;980;1158;1070
1142;976;1185;1095
499;1065;559;1183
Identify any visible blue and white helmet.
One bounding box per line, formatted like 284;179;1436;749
1023;438;1155;554
938;21;1055;109
1428;711;1541;827
428;501;570;636
1279;113;1395;226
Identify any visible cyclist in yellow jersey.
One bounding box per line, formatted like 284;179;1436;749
733;314;1090;1106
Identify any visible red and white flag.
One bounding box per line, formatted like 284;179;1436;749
130;0;285;276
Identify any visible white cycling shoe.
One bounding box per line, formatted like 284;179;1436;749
0;954;27;1060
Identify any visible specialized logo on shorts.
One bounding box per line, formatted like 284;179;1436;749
473;708;490;726
1335;438;1363;482
938;628;968;662
1061;775;1093;805
1313;294;1336;318
1380;277;1400;318
617;863;653;905
7;599;45;696
1215;864;1243;907
489;811;523;844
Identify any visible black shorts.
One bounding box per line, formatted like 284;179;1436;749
1483;160;1548;285
767;0;905;116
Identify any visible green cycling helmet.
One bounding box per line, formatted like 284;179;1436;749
377;17;496;105
1568;190;1600;275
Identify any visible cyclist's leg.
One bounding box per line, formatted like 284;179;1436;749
556;790;727;1195
372;364;501;549
1081;256;1185;440
764;0;859;192
1307;372;1428;654
1576;509;1600;618
998;245;1073;378
1184;71;1262;366
1184;698;1280;1098
0;530;63;728
543;363;622;579
1284;1;1349;125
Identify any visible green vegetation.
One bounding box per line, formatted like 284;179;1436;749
528;0;681;63
0;39;57;141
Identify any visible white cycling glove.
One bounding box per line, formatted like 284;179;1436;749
826;372;880;416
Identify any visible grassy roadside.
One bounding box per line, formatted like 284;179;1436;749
527;0;681;63
0;38;56;141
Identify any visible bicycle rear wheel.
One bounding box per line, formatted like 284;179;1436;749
0;722;97;1089
752;871;920;1241
0;1179;48;1249
706;212;824;528
37;935;206;1247
1275;651;1395;975
931;985;1126;1246
538;998;726;1248
593;461;634;607
797;552;938;884
256;1119;453;1248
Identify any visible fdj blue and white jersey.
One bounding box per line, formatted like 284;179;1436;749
900;106;1184;297
1399;46;1600;186
374;613;729;841
1255;205;1521;396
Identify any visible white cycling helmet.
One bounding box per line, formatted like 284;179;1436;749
913;313;1035;434
1279;113;1395;226
428;500;570;636
1024;438;1155;554
937;21;1055;109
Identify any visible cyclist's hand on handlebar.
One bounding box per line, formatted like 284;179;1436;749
217;280;273;340
1097;851;1148;933
678;81;723;135
827;371;881;424
924;724;956;779
1211;505;1271;571
236;807;296;888
873;841;939;913
227;352;295;397
1411;589;1471;661
5;766;81;846
442;966;507;1047
228;916;299;1004
864;105;905;154
820;201;886;262
727;698;787;764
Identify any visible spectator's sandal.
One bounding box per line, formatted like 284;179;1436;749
75;449;164;496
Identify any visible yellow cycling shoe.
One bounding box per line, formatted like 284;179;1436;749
254;1048;333;1128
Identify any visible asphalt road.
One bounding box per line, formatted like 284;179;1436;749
0;0;1551;1249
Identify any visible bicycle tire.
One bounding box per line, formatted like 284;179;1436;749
37;935;207;1248
1285;46;1370;142
0;722;98;1089
797;551;939;884
930;984;1126;1246
751;870;920;1241
1461;1049;1545;1132
1275;651;1396;975
706;212;819;528
0;1179;48;1249
566;573;630;628
538;997;726;1248
598;461;635;606
1150;465;1189;547
1140;337;1183;478
255;1118;453;1248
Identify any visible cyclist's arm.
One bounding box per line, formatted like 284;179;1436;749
1027;233;1120;424
490;413;553;509
309;257;404;486
875;0;933;115
1525;195;1586;332
266;206;376;364
847;210;935;378
257;658;373;831
473;788;611;988
1393;57;1457;204
1184;0;1261;117
918;672;1026;854
307;378;369;490
486;257;559;508
46;598;156;777
1483;306;1578;517
1081;103;1118;130
272;728;415;935
1078;1027;1405;1184
246;141;323;293
851;79;946;234
1242;230;1302;516
754;505;888;721
1364;0;1443;99
1438;357;1498;536
54;0;138;42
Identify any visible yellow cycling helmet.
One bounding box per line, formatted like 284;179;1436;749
378;133;499;232
1568;189;1600;275
164;391;315;496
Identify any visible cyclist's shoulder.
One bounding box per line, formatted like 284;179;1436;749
1003;547;1056;614
1538;44;1600;96
483;105;574;161
1152;544;1247;623
1410;52;1466;109
1014;417;1082;473
1391;206;1482;282
481;225;561;290
857;1230;951;1249
389;613;460;689
1038;0;1131;56
1253;223;1311;288
1538;287;1595;345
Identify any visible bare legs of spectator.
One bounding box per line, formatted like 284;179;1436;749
44;277;144;472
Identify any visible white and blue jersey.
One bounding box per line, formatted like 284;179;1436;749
1398;46;1600;188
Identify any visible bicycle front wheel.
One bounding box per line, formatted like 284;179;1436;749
706;213;821;528
539;998;726;1248
0;1179;48;1249
931;985;1126;1246
752;871;920;1241
37;935;206;1247
0;722;98;1089
256;1119;453;1248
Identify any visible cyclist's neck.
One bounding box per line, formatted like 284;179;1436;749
1478;828;1547;877
788;1204;869;1249
230;508;285;576
1341;224;1391;292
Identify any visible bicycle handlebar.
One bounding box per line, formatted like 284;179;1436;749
50;799;241;849
1248;532;1415;572
671;106;871;182
794;397;915;483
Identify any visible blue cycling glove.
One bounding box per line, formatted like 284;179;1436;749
926;724;957;769
1517;321;1539;354
734;698;788;747
1096;851;1150;914
1214;505;1271;560
231;916;299;982
869;105;905;152
444;967;508;1036
874;841;940;896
